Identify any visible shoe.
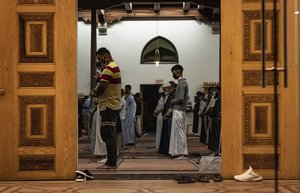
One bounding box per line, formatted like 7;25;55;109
97;158;107;163
213;174;223;182
83;170;93;180
75;170;86;176
175;155;187;160
75;173;86;182
196;175;209;183
234;166;263;182
175;175;196;184
96;164;117;170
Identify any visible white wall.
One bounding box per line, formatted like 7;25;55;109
77;20;219;100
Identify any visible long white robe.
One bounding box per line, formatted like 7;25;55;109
169;109;188;156
198;100;207;136
154;96;165;149
123;94;136;145
93;107;107;156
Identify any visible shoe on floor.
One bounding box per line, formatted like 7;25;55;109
97;158;107;163
196;175;209;183
213;174;223;182
75;170;86;176
75;173;86;182
83;170;93;180
176;175;197;184
177;176;196;184
234;166;263;182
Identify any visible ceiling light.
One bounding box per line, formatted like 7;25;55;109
155;48;160;67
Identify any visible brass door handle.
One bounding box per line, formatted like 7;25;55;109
0;89;5;96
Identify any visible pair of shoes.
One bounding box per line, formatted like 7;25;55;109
213;174;223;182
196;175;209;183
176;175;196;184
96;164;117;170
75;170;93;181
234;166;263;182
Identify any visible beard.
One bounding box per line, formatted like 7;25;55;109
173;74;178;79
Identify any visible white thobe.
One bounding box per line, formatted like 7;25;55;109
169;109;188;156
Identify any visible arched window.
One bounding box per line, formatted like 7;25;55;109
140;36;179;64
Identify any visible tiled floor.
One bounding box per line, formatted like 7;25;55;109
0;180;299;193
72;135;300;193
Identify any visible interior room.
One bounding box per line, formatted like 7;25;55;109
76;1;221;179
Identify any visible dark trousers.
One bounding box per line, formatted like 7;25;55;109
99;108;119;166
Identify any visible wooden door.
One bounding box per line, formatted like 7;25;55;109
0;0;77;180
221;0;300;179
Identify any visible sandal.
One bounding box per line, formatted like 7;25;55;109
213;174;223;182
197;175;209;183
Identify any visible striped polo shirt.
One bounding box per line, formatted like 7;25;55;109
98;61;121;111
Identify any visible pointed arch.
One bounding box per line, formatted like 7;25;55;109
140;36;179;64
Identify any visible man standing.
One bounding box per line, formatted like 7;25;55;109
169;64;189;159
123;85;136;146
92;47;121;169
134;92;142;137
82;95;91;138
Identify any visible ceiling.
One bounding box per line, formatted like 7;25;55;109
78;0;220;33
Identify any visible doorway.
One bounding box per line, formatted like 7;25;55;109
75;0;300;181
141;84;161;135
0;0;298;181
76;3;221;178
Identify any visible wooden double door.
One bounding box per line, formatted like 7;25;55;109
0;0;299;180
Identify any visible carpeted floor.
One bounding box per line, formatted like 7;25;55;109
78;133;218;179
117;159;198;171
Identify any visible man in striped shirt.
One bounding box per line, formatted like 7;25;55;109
92;47;121;169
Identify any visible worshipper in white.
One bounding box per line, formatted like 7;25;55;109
91;97;107;157
153;92;165;148
123;84;136;146
153;84;168;149
169;64;189;159
158;81;176;155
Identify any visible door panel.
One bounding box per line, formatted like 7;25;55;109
221;0;300;179
0;0;77;180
